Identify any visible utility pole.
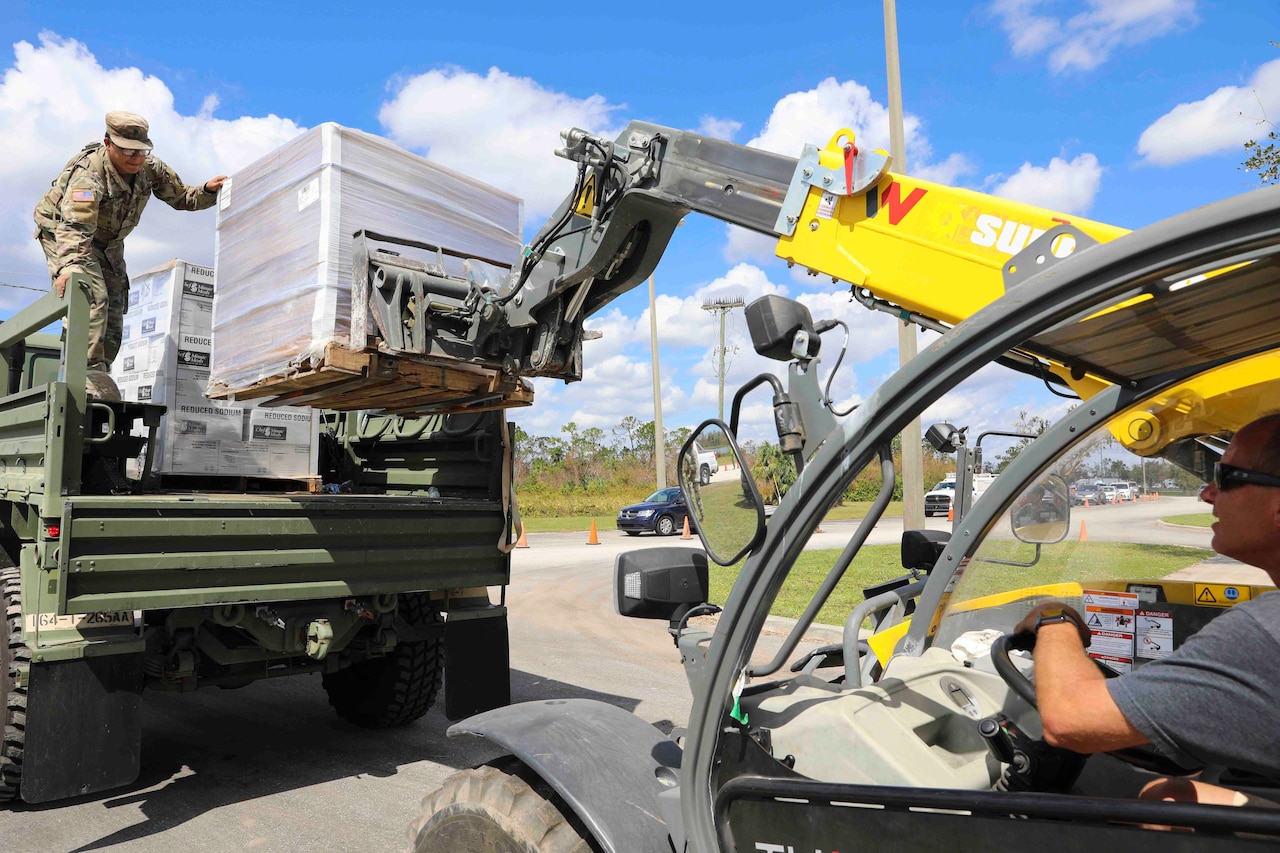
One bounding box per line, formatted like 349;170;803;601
701;296;745;422
884;0;925;530
649;275;666;489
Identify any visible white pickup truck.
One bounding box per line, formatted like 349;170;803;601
693;441;719;485
924;473;996;517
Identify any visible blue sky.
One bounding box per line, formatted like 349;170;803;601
2;0;1277;452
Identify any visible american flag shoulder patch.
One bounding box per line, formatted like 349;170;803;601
71;190;95;202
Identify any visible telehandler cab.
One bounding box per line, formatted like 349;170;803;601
406;121;1280;851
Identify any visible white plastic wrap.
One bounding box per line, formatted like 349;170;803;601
117;259;320;478
210;123;524;393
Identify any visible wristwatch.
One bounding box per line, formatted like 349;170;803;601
1033;607;1079;632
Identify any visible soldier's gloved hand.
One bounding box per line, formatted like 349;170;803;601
1013;601;1090;646
203;175;228;194
54;272;69;298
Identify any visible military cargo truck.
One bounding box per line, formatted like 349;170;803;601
0;281;513;804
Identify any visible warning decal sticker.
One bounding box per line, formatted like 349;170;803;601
1136;608;1174;660
1084;589;1137;670
1194;583;1251;608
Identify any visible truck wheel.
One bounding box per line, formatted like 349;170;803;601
0;567;28;802
409;757;596;853
322;592;443;728
655;515;676;536
699;464;711;486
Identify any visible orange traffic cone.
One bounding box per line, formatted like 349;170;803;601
681;516;692;540
947;503;954;522
516;523;529;549
587;519;600;545
1079;520;1088;541
1084;498;1090;508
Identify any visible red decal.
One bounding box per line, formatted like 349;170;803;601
1052;217;1071;224
880;182;927;225
843;143;857;195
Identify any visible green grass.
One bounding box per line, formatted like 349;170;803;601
709;541;1211;624
1162;513;1214;528
519;515;620;534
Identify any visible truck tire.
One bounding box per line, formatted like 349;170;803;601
408;757;596;853
322;592;443;728
699;464;711;486
655;514;676;536
0;566;28;802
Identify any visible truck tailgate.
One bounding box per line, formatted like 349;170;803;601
56;494;508;612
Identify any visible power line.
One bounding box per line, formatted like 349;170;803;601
0;281;48;294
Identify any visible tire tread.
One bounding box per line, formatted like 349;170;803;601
409;758;596;852
0;566;27;802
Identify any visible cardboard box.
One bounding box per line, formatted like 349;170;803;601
209;122;524;396
116;260;319;478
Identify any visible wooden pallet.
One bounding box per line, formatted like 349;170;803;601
206;343;535;415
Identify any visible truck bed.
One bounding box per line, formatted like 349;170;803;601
57;492;508;612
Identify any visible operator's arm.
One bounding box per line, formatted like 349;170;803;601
51;172;107;297
148;157;223;211
1016;602;1148;753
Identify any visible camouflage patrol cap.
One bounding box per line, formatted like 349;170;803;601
104;111;153;150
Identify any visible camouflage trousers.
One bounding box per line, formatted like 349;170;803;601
36;232;129;372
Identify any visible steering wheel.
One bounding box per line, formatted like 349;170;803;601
990;632;1195;777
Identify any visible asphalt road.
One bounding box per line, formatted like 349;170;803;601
0;495;1246;852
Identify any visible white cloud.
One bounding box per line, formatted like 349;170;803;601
990;0;1198;73
697;116;743;141
0;33;305;313
989;153;1102;214
924;361;1076;444
721;77;970;265
914;153;976;187
722;225;779;266
747;77;928;168
378;66;625;222
1137;58;1280;166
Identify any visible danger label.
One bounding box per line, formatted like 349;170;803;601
1084;589;1136;670
1087;630;1134;659
1081;590;1139;610
1136;608;1174;660
1091;654;1133;675
1085;607;1135;631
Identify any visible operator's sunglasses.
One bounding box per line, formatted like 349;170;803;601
1214;462;1280;491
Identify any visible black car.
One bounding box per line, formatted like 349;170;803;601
616;487;694;536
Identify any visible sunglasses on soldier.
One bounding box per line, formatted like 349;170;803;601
1214;462;1280;491
110;142;152;158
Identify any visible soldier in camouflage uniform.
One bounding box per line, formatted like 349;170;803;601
34;111;227;383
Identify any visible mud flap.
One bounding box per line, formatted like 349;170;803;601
444;606;509;721
22;654;144;803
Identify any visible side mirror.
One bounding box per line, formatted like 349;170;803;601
679;420;765;565
614;548;709;624
1011;474;1071;544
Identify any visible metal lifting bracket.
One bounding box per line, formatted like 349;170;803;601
774;130;891;237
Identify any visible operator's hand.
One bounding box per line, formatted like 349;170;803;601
54;272;69;298
203;175;228;194
1014;601;1091;646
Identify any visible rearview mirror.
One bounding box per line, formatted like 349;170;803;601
679;420;765;565
1011;474;1071;544
614;547;709;624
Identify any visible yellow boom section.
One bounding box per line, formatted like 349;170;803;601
776;130;1128;327
771;130;1273;457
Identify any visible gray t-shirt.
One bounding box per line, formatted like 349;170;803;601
1107;590;1280;776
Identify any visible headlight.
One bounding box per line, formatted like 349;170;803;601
637;509;654;518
